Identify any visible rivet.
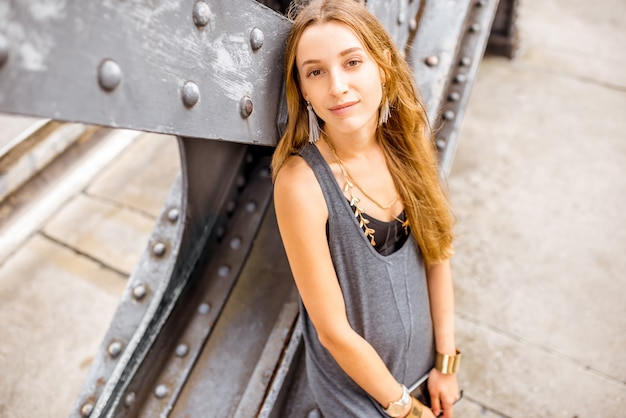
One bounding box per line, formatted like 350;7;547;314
240;96;253;118
167;208;180;222
108;341;123;358
0;34;8;67
124;392;136;408
409;18;418;32
81;402;94;417
424;55;439;67
469;23;481;33
250;27;264;50
176;343;189;357
236;175;246;188
98;59;122;91
230;237;242;250
436;139;447;150
218;265;230;277
245;153;254;164
448;91;461;102
443;110;455;120
152;242;166;257
246;201;257;213
226;200;236;215
155;384;169;399
460;56;472;66
477;0;488;7
132;284;147;300
215;225;226;240
182;81;200;108
454;73;467;84
307;409;322;418
198;303;211;315
259;168;271;178
192;1;211;27
397;9;405;24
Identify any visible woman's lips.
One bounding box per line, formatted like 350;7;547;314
329;101;357;116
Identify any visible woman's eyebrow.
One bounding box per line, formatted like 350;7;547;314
300;47;365;68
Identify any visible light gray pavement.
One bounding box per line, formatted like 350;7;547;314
449;0;626;416
0;0;625;417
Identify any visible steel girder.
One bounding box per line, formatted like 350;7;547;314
0;1;516;416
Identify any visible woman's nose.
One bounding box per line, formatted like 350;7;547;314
329;71;348;96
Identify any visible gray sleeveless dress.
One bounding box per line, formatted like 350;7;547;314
298;144;435;417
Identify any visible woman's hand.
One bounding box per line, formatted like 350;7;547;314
427;368;460;418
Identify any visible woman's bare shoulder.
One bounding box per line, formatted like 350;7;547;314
274;154;326;220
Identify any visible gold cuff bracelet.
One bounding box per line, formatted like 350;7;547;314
434;349;461;374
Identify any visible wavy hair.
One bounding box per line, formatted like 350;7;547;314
271;0;454;264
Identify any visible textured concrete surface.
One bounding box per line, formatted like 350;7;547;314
448;0;626;415
0;235;124;418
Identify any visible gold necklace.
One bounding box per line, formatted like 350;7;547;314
325;138;399;211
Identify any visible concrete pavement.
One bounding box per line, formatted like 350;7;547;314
0;0;625;416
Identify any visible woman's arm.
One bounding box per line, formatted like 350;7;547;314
426;260;460;418
274;156;418;414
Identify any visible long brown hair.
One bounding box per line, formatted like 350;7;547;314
272;0;454;265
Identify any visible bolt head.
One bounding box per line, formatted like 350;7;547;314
198;303;211;315
108;341;123;358
192;1;211;27
132;284;147;300
470;23;481;33
460;56;472;66
81;402;94;417
454;73;467;84
124;392;136;407
182;81;200;108
448;91;461;102
176;343;189;357
155;384;169;399
409;18;418;31
424;55;439;67
98;59;122;92
239;96;253;118
218;265;230;277
230;237;242;250
250;28;264;50
436;139;447;150
443;110;455;121
152;242;166;257
167;208;180;223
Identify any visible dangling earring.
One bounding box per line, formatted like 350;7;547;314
307;101;321;143
379;84;391;125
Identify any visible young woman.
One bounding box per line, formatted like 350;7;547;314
272;1;461;417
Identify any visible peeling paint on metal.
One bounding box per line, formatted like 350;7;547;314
209;34;253;101
27;0;68;22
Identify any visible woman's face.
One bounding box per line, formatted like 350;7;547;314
295;21;384;140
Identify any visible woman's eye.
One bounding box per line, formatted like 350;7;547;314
347;59;361;67
308;69;322;77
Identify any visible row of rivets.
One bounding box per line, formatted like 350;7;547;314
436;0;488;152
149;302;211;402
0;34;8;67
